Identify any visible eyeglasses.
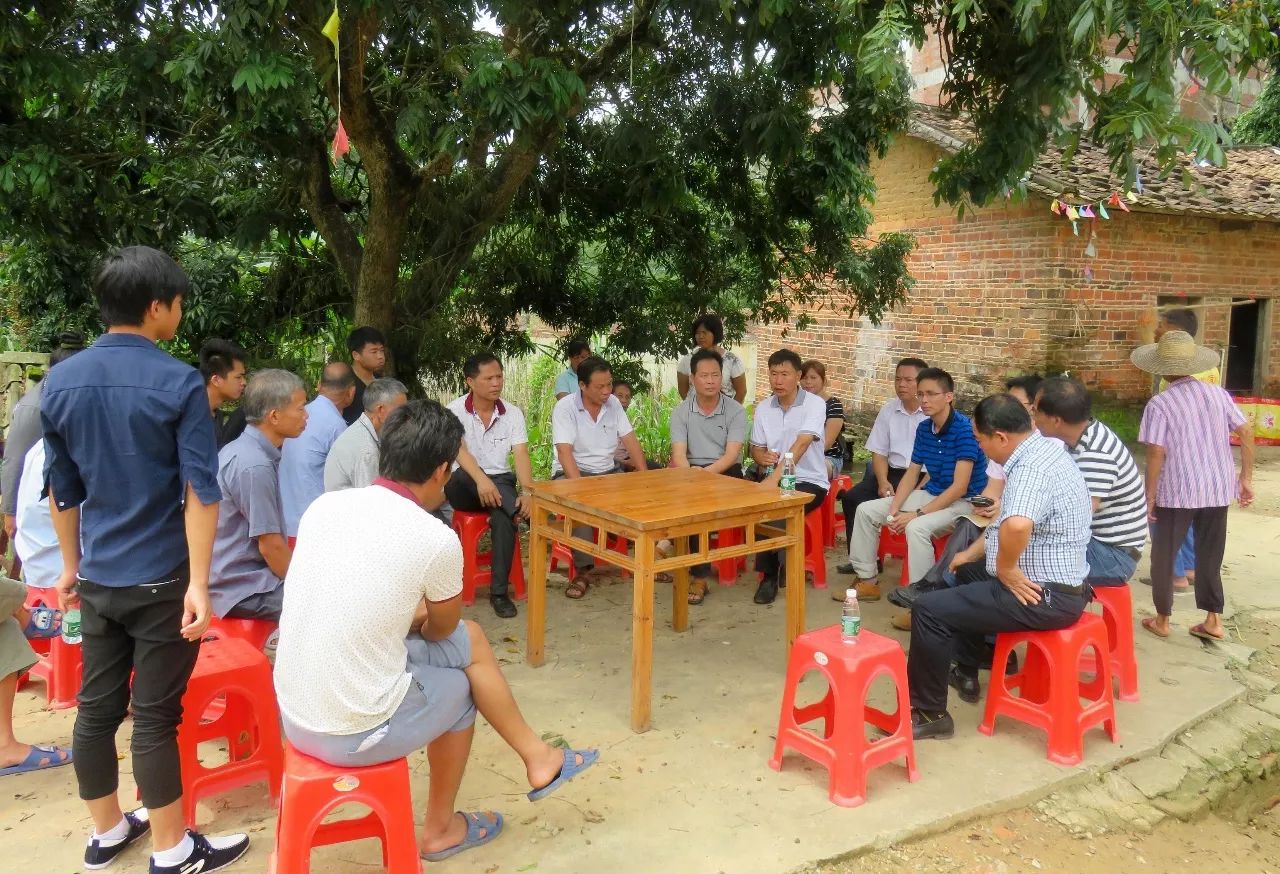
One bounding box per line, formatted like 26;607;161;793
917;390;946;399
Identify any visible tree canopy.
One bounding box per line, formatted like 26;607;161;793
2;1;1275;380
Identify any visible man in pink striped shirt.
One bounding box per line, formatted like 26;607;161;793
1133;331;1255;642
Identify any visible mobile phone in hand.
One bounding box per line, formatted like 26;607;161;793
966;496;994;508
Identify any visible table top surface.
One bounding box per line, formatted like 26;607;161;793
529;467;814;530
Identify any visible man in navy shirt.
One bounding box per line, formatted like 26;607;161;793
42;247;250;873
846;368;988;602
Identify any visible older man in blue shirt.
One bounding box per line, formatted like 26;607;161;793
906;393;1092;742
279;362;355;542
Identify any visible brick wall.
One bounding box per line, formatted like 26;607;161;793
753;137;1280;418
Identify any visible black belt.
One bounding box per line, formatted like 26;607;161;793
1045;583;1086;595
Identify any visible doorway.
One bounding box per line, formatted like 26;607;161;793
1224;298;1268;393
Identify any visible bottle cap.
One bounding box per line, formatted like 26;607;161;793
846;588;857;599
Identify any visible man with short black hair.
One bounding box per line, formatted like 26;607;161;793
344;326;387;425
199;338;249;448
554;339;592;401
274;400;598;862
209;370;308;622
324;377;409;493
445;353;535;619
1033;377;1147;588
906;394;1091;741
749;348;830;604
280;362;356;543
837;357;929;572
1004;374;1043;412
41;246;249;872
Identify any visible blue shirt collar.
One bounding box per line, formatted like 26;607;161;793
94;332;159;349
244;424;282;462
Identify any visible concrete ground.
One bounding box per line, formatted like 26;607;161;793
2;449;1276;874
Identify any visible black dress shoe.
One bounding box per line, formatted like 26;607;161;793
911;708;955;740
490;594;518;619
753;576;779;604
836;562;856;575
948;665;981;704
1005;650;1019;676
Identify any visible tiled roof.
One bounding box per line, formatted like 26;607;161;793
907;102;1280;223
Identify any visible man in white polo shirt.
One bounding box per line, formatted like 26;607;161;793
275;400;598;862
445;353;536;619
749;348;830;605
551;356;645;599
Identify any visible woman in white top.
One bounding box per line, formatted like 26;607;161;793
676;314;747;403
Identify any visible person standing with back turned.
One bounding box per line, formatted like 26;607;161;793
41;246;250;873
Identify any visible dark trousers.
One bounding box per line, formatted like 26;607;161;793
552;467;620;568
73;567;201;809
755;481;827;580
908;576;1086;713
688;464;744;579
841;463;907;543
922;517;984;587
1150;505;1228;616
445;469;519;597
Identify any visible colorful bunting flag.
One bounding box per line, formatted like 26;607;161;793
332;119;349;161
1050;199;1062;215
324;3;345;165
1065;205;1079;221
1079;205;1094;219
1097;202;1109;220
1071;220;1079;236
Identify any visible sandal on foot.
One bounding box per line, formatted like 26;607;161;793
1189;623;1224;642
1141;617;1170;639
421;810;504;862
655;572;673;584
528;747;600;801
22;607;62;640
0;744;73;777
565;578;589;599
688;579;709;605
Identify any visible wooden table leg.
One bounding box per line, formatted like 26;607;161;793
785;506;805;652
527;514;549;667
632;534;655;732
672;534;689;633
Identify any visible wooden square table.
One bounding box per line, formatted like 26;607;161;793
526;467;815;732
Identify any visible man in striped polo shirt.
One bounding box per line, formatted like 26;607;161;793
1033;377;1147;588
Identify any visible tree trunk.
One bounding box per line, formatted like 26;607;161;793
353;184;412;375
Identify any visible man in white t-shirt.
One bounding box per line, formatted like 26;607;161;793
551;356;645;598
445;353;535;619
273;400;598;862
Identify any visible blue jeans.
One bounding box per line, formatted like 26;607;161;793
1174;527;1195;577
1085;538;1139;587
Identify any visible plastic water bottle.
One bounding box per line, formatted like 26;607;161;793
841;589;861;644
780;452;797;495
61;608;82;645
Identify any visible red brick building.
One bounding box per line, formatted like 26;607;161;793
753;103;1280;416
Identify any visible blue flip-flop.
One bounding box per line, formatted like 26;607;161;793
527;747;599;801
420;810;504;862
0;744;73;777
23;607;62;640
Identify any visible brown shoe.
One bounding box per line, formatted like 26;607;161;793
855;580;882;602
891;610;912;631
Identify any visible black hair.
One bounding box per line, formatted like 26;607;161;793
1162;308;1198;336
1035;377;1092;425
48;331;86;368
198;338;248;384
379;399;464;484
689;347;723;373
93;246;189;327
974;393;1033;436
1004;373;1044;401
896;357;929;373
566;339;591;360
613;380;634;392
320;361;356;390
346;326;386;354
767;348;803;371
915;367;954;394
463;351;502;379
576;355;612;385
691;314;725;345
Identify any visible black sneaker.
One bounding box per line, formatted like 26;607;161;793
910;708;955;740
836;562;856;575
85;809;151;870
753;576;779;605
490;594;518;618
948;665;981;704
149;831;249;874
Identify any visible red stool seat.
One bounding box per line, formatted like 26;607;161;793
823;475;853;547
450;511;528;605
176;637;284;826
22;587;81;709
713;527;747;586
770;626;917;807
876;528;949;586
1084;585;1139;702
206;616;278;651
979;612;1119;766
269;743;420;874
548;530;628;580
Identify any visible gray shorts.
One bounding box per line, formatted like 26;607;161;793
282;622;476;766
225;584;285;621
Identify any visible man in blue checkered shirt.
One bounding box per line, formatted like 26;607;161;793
906;393;1092;741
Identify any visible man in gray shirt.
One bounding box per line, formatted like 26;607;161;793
209;370;308;621
669;348;747;604
324;378;409;492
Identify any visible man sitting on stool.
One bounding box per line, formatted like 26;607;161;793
907;394;1091;740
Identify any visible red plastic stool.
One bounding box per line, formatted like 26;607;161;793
548;531;628;580
770;626;917;807
1083;586;1139;702
450;511;528;604
803;511;828;589
823;475;853;548
268;743;420;874
206;616;278;651
875;528;949;585
979;612;1119;766
713;527;747;586
20;587;82;709
176;637;283;827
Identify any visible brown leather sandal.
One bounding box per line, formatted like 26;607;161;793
565;578;589;599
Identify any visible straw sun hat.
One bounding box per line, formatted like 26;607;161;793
1129;330;1219;377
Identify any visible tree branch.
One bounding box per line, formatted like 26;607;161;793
296;131;363;289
